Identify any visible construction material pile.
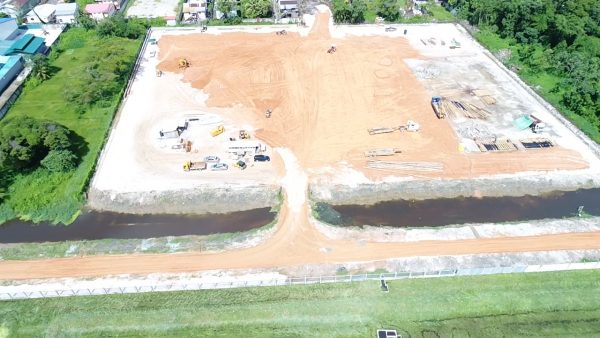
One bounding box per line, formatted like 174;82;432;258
367;160;443;172
414;66;440;79
456;121;494;140
441;99;491;119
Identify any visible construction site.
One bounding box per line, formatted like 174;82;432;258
36;5;599;284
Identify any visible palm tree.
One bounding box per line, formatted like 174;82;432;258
31;55;51;81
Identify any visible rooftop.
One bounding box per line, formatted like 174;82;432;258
85;2;113;14
26;4;56;18
0;18;16;24
55;3;78;16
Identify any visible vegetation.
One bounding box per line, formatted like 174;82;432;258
447;0;600;143
0;24;142;224
0;270;599;336
240;0;272;19
332;0;454;24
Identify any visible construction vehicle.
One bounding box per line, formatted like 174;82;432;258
201;26;207;32
179;58;190;69
234;160;247;170
368;121;420;135
450;38;461;49
210;125;225;137
530;115;547;134
239;130;250;139
156;69;163;77
265;109;272;118
327;44;337;53
431;96;445;119
400;120;420;132
276;30;287;35
149;38;157;45
183;160;207;171
385;26;397;32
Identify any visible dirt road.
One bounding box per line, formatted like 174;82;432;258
1;10;598;281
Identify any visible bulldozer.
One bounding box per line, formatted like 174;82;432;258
179;58;190;69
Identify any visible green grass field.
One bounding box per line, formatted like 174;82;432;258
1;270;599;337
0;29;141;224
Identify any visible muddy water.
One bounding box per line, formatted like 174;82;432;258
331;189;600;228
0;208;275;244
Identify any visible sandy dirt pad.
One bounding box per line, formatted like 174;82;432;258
157;12;589;180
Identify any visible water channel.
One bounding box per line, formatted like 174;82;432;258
0;208;275;243
330;188;600;228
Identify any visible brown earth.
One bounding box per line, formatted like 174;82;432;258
158;11;587;179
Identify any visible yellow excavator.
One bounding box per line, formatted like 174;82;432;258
179;58;190;69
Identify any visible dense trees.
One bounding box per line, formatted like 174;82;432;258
332;0;368;24
0;117;77;172
31;55;51;81
240;0;271;19
448;0;600;137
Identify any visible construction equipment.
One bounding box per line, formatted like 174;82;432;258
201;26;207;32
183;160;207;171
530;115;547;133
368;121;419;135
276;30;287;35
265;109;272;118
179;58;190;69
155;69;162;77
159;121;188;139
239;130;250;139
327;44;337;53
431;96;445;119
210;125;225;137
365;148;402;157
234;160;247;170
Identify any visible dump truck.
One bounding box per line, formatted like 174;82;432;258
431;96;445;119
210;125;225;137
183;161;207;171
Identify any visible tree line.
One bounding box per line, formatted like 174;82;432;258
447;0;600;137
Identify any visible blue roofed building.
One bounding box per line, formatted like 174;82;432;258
0;54;23;93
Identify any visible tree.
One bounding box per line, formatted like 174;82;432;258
77;10;96;30
40;150;77;172
0;117;74;171
217;0;237;18
31;54;51;81
331;0;367;24
374;0;401;22
240;0;271;19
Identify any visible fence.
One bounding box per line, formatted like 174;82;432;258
1;261;598;301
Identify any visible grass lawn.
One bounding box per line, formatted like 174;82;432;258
1;270;599;336
0;29;141;224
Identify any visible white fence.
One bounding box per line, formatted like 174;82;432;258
1;262;599;301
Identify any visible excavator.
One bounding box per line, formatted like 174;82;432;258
179;58;190;69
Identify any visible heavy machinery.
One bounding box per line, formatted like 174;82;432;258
368;121;420;135
265;109;272;118
179;58;190;69
210;125;225;137
183;160;207;171
156;69;163;77
431;96;445;119
327;44;337;53
239;130;250;139
276;30;287;35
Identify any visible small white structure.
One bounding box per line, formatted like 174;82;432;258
54;3;78;24
278;0;298;11
0;17;18;40
182;0;207;22
24;4;56;24
85;2;116;20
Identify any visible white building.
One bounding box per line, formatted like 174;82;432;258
182;0;206;22
54;3;78;24
24;4;55;24
278;0;297;11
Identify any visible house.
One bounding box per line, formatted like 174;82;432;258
23;3;55;23
85;2;115;20
278;0;298;11
95;0;123;11
0;17;18;40
182;0;207;22
0;0;41;18
54;3;78;24
0;54;23;94
5;33;46;55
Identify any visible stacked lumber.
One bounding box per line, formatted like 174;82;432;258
364;148;402;157
366;160;443;172
442;98;491;120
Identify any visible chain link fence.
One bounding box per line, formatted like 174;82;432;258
1;261;598;301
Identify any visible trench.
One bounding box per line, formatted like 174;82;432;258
322;189;600;228
0;208;275;244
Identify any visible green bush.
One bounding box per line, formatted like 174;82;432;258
41;150;77;172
